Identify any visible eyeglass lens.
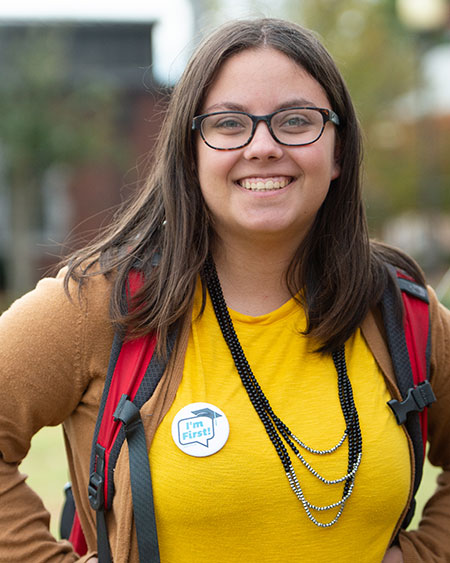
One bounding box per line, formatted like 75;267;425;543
200;108;326;149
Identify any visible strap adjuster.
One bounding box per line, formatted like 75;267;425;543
113;394;141;430
88;444;106;511
388;381;436;425
88;473;104;511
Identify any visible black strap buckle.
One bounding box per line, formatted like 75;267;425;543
388;381;436;425
88;444;106;511
113;394;141;431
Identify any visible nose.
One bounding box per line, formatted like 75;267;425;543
242;121;284;160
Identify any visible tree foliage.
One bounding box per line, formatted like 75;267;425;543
242;0;450;232
0;27;122;296
0;28;120;175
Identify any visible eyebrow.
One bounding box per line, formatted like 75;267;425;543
275;98;317;110
203;98;318;114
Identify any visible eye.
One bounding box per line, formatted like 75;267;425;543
203;113;250;136
278;112;313;130
219;119;242;128
214;117;246;131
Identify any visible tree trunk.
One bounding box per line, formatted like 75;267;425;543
7;166;40;297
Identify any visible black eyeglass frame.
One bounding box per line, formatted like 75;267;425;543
192;106;340;150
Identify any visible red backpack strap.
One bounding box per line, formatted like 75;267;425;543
85;270;174;561
395;272;433;452
68;511;88;557
381;266;436;530
87;327;161;562
88;270;157;508
386;272;435;451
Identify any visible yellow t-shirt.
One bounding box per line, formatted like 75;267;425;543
150;282;410;562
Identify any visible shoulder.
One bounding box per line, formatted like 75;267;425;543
0;268;118;387
0;269;118;446
2;266;114;333
422;288;450;486
427;286;450;378
369;240;426;286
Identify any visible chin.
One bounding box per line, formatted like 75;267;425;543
240;222;303;239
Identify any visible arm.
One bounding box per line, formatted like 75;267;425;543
383;546;404;563
0;273;94;561
398;291;450;562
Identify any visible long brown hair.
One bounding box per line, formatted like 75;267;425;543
65;18;424;353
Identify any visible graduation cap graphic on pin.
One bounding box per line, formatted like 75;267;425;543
191;407;222;423
172;402;230;457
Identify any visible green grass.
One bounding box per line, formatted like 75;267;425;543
20;426;69;538
410;454;441;529
21;426;441;539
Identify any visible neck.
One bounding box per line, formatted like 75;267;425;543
210;236;299;316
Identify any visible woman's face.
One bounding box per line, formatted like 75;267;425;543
195;47;341;249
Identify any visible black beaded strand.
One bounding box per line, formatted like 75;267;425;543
332;347;363;497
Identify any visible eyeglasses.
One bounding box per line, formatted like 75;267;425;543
192;107;340;150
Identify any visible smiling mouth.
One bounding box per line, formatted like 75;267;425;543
237;176;293;192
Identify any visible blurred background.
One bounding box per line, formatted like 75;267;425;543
1;0;449;536
0;0;449;307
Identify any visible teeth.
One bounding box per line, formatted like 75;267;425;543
240;178;291;191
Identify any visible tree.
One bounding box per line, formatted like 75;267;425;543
0;27;121;297
235;1;445;233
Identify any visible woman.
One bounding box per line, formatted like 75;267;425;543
1;17;449;563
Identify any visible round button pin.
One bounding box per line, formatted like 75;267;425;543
171;402;230;457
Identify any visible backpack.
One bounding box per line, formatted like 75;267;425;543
60;267;436;561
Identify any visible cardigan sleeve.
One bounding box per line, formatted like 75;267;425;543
0;271;99;562
398;289;450;562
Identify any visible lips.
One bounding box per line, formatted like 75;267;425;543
237;176;293;191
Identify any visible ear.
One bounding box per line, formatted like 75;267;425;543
331;159;341;181
331;139;341;180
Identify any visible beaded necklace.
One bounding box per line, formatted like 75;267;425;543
204;257;363;527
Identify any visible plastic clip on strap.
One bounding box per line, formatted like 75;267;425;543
114;394;160;563
388;381;436;425
88;444;112;563
381;267;435;530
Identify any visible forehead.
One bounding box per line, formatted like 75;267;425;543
202;47;331;113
